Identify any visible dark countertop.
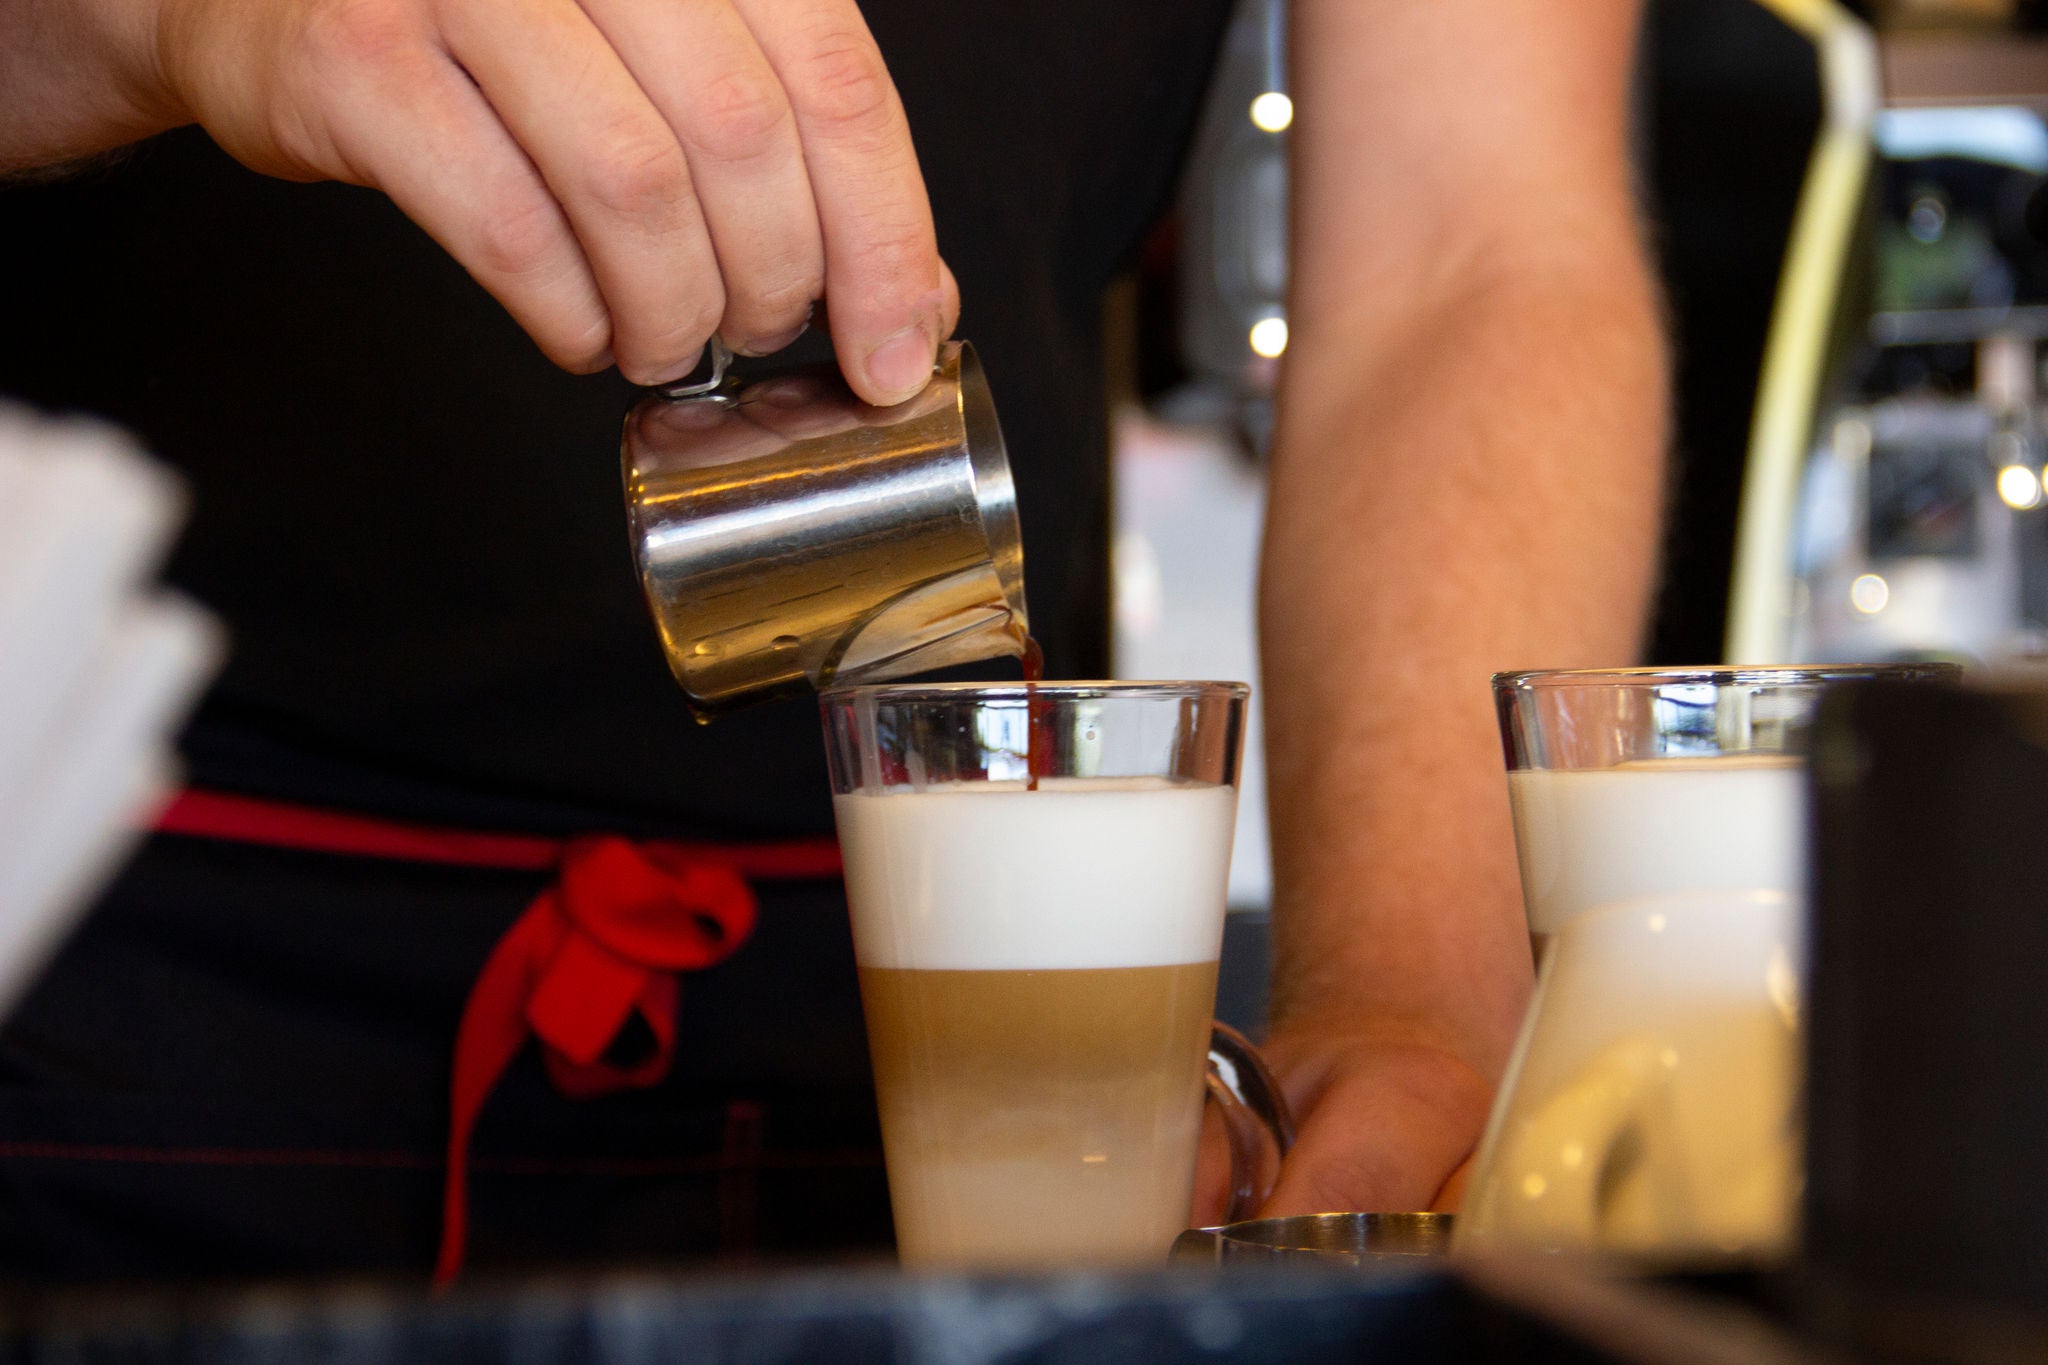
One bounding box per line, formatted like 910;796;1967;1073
0;1258;1819;1365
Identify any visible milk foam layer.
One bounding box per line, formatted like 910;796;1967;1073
834;776;1238;970
1508;755;1802;937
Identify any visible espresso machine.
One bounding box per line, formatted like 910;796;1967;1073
1786;102;2047;664
1724;3;2048;666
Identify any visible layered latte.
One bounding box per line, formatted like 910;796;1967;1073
835;776;1237;1268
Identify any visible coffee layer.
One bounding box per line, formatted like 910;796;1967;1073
860;961;1218;1268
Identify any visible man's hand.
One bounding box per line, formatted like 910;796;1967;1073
1252;1020;1490;1216
2;0;956;402
1194;1017;1489;1226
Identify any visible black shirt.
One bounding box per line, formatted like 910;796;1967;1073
0;4;1236;1280
0;2;1232;840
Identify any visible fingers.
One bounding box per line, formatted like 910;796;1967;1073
440;0;721;384
577;0;824;357
736;0;947;405
1261;1111;1454;1216
1256;1035;1493;1218
270;0;943;393
311;19;615;373
938;258;961;341
1433;1155;1474;1213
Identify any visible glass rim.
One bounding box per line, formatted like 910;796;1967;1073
1491;662;1961;692
819;679;1250;706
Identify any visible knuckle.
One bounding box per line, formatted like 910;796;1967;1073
263;99;333;175
284;0;430;172
471;190;562;281
688;69;791;163
301;0;415;75
516;282;611;374
553;317;613;374
581;130;689;225
622;292;723;372
749;265;824;323
788;31;896;131
679;293;726;347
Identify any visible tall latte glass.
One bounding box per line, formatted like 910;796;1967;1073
1493;664;1958;953
821;681;1248;1269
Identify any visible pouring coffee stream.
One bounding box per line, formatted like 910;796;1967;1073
1019;631;1050;789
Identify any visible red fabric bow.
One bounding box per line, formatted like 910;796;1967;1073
434;836;757;1286
150;789;843;1288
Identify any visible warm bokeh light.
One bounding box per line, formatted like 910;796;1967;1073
1249;91;1293;133
1998;462;2043;510
1248;316;1289;358
1850;573;1890;615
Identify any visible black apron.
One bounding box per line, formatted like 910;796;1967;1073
0;1;1233;1281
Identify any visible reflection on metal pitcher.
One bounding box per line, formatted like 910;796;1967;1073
623;340;1028;716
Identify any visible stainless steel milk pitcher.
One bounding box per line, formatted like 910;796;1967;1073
623;340;1029;716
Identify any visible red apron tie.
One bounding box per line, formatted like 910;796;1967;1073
149;789;842;1288
436;836;756;1286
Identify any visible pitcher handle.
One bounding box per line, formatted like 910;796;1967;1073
1206;1021;1298;1222
652;335;733;399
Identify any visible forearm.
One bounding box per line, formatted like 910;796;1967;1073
1255;0;1667;1110
0;0;173;174
1261;257;1667;1077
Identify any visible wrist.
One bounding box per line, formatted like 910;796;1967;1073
1263;866;1535;1082
0;0;181;173
1262;1006;1493;1080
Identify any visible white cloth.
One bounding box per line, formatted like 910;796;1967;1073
0;405;221;1014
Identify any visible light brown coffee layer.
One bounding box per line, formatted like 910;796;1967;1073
859;961;1218;1269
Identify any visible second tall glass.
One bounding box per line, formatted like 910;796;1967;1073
1493;663;1958;953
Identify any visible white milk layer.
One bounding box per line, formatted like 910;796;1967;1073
834;776;1238;970
1508;756;1803;937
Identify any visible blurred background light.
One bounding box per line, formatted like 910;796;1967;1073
1851;573;1892;615
1249;91;1293;133
1997;461;2042;509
